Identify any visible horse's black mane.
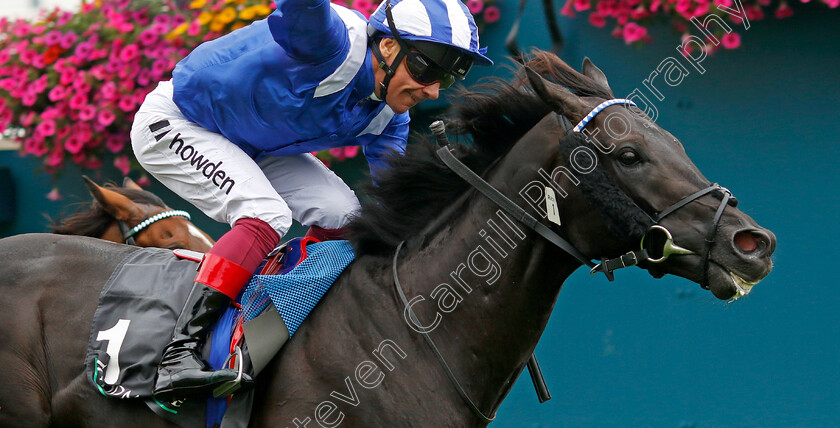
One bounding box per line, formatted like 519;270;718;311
50;185;166;238
347;51;630;256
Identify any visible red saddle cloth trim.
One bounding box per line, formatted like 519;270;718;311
195;253;253;299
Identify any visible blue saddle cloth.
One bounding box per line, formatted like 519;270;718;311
205;240;355;427
239;240;356;335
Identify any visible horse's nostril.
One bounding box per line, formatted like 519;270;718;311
735;231;761;253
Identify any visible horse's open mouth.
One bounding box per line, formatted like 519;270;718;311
728;271;760;301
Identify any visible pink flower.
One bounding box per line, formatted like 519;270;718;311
151;59;170;77
58;11;73;26
351;0;374;16
36;119;56;136
139;30;158;46
114;155;131;175
746;5;764;19
776;3;793;19
97;109;116;127
20;49;37;65
825;0;839;7
60;32;78;49
79;104;96;121
74;41;93;59
693;1;711;16
483;6;501;22
714;0;734;6
49;85;69;102
574;0;591;11
137;69;151;86
101;81;117;99
13;22;31;38
69;93;88;109
151;22;169;35
0;50;10;65
119;44;139;62
153;14;171;26
137;175;152;187
45;30;62;46
0;78;17;92
23;138;49;156
466;0;484;14
46;188;62;201
622;22;648;44
589;12;607;27
106;135;125;153
118;22;134;33
721;32;741;49
22;92;38;106
46;149;64;168
90;64;107;80
631;6;652;19
187;20;202;36
56;125;71;139
85;157;104;169
20;111;35;126
64;135;85;154
675;0;693;14
344;145;359;158
117;96;136;112
329;147;346;161
59;68;77;86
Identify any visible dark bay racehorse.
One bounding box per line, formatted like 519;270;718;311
50;176;214;251
0;51;775;427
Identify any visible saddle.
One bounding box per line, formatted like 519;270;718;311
84;238;355;427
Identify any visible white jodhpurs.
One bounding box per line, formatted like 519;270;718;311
130;81;361;237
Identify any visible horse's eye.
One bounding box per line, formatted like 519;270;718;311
618;149;640;166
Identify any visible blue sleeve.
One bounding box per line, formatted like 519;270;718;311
363;113;410;182
268;0;347;62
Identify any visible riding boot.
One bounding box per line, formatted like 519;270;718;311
154;254;255;400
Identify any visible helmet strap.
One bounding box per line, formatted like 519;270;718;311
369;36;405;101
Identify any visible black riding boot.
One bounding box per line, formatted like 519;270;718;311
154;282;254;400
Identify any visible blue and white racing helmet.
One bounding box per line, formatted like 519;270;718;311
368;0;493;80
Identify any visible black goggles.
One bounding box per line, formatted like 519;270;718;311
403;49;457;89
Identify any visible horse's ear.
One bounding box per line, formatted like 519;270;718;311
122;176;143;191
524;66;589;119
83;176;141;221
581;57;613;97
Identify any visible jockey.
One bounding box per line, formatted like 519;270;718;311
130;0;492;400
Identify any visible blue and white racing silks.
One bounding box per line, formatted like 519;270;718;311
171;0;409;177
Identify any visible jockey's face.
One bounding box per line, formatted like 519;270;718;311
374;38;440;114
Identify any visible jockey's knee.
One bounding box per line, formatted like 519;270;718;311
297;187;360;229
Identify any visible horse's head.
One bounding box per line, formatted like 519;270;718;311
51;177;214;252
522;54;775;300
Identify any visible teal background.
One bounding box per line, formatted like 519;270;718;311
1;2;838;427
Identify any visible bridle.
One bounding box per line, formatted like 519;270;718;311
116;209;192;245
391;100;735;422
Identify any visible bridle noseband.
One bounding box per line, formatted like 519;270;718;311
117;209;192;245
391;102;737;422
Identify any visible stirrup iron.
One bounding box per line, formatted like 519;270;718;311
213;346;245;398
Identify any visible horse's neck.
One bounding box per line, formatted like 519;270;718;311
397;129;583;417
